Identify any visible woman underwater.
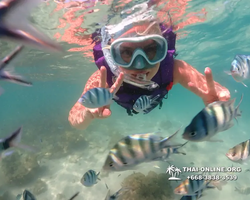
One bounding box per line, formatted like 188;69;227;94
68;7;230;130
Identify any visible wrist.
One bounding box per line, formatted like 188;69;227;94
82;108;94;120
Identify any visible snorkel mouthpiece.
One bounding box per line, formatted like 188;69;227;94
124;73;159;90
136;73;147;80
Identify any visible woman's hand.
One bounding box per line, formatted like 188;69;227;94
188;67;231;105
85;66;124;119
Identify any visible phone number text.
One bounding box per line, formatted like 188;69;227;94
187;174;238;181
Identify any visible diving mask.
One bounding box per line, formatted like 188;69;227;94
110;34;168;70
100;6;162;90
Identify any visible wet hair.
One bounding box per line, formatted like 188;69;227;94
118;19;162;39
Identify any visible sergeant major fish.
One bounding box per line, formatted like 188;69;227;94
174;177;226;196
225;55;250;87
226;139;250;162
78;88;118;109
182;94;243;142
102;127;184;172
152;141;188;161
80;170;100;187
133;94;160;113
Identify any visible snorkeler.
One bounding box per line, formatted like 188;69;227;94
68;4;230;130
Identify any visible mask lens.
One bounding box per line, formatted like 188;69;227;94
110;35;167;68
142;40;157;60
119;45;134;64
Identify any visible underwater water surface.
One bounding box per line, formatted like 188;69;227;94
0;0;250;199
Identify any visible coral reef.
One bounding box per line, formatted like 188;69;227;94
120;171;175;200
0;151;40;184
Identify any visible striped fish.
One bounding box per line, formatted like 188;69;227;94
102;127;183;172
180;189;204;200
152;142;187;161
226;139;250;162
175;179;208;196
174;177;225;196
133;94;160;113
80;170;100;187
78;88;118;109
225;55;250;87
182;94;243;142
235;186;250;195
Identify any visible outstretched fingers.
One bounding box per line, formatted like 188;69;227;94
110;72;124;94
99;66;107;88
205;67;216;95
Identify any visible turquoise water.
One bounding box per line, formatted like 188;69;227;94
0;0;250;199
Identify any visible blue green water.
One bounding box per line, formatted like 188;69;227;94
0;0;250;199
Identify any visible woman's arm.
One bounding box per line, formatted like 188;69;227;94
173;59;230;105
68;70;101;130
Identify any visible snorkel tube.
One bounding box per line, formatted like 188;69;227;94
101;2;160;91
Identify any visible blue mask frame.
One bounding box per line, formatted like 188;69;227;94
110;34;168;69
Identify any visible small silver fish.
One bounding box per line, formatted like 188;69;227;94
133;94;160;113
226;139;250;162
102;127;183;172
0;46;32;86
68;192;79;200
182;94;243;142
235;186;250;195
0;127;35;160
78;87;118;108
225;55;250;87
80;170;100;187
0;0;62;52
16;190;36;200
0;127;22;159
